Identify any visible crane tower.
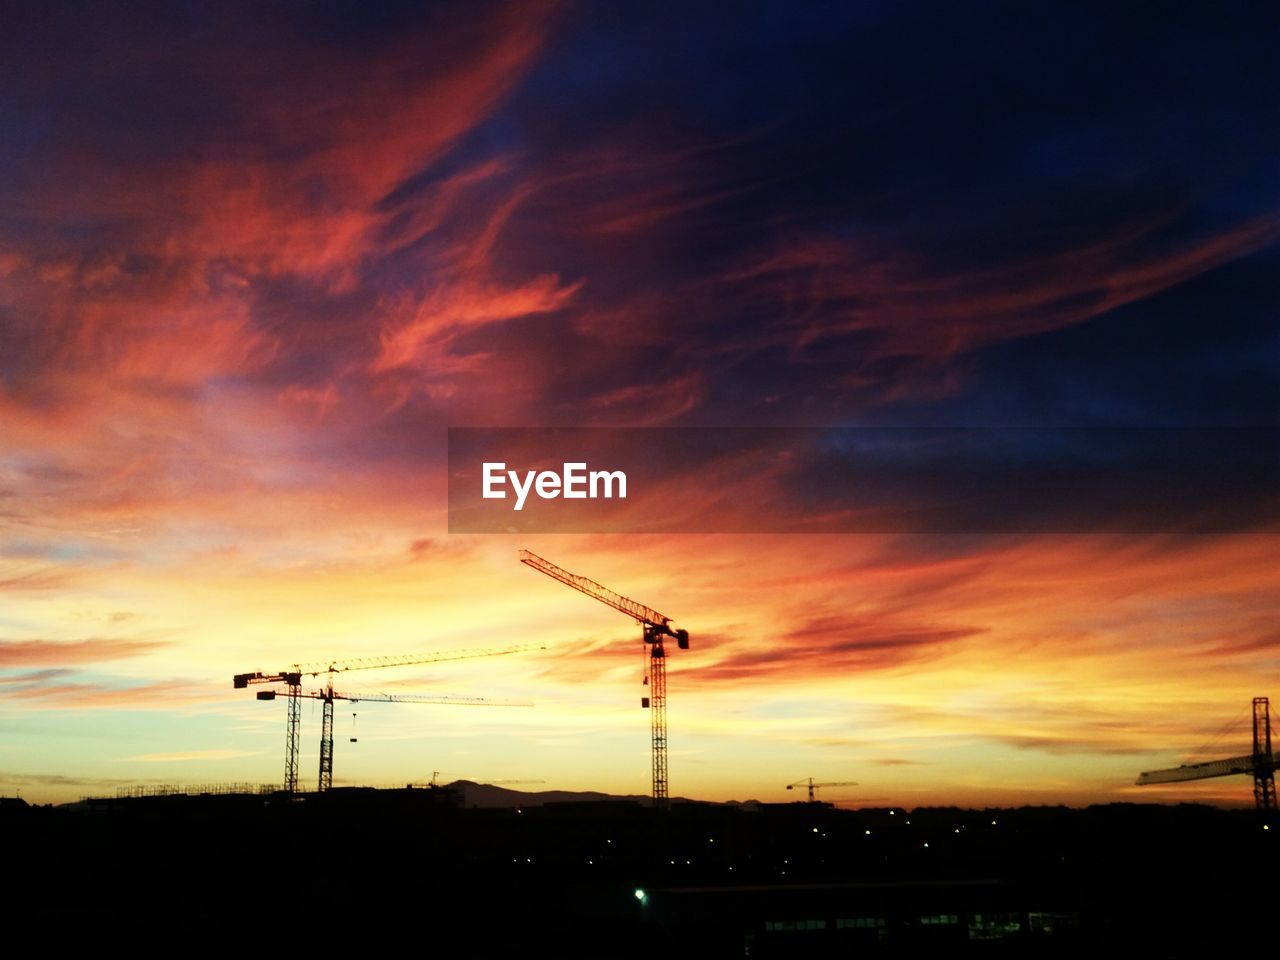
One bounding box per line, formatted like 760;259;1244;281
234;643;540;792
786;778;859;803
519;549;689;808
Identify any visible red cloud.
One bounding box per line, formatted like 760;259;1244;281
722;215;1280;391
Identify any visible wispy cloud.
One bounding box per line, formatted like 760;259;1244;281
0;638;165;667
126;749;259;762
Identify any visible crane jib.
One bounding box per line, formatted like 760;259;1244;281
518;549;689;648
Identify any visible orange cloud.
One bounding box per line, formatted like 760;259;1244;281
2;677;223;711
0;638;165;667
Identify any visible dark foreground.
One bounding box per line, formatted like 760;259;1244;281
5;790;1274;955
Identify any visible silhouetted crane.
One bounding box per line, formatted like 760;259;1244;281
787;778;859;803
1137;696;1278;812
234;643;541;792
519;549;688;809
255;684;532;791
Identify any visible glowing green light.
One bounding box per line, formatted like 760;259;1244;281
634;888;647;903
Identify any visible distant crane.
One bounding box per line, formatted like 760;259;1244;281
519;549;689;809
234;643;541;793
787;778;859;803
1137;696;1279;812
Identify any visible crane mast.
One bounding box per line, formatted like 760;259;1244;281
647;624;669;807
1255;696;1276;811
285;673;301;795
235;642;541;793
519;550;688;808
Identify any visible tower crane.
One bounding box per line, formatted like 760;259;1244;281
519;549;689;809
1137;696;1279;812
234;642;541;793
255;684;533;791
787;778;859;803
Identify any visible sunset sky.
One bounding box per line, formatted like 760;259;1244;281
1;1;1276;806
